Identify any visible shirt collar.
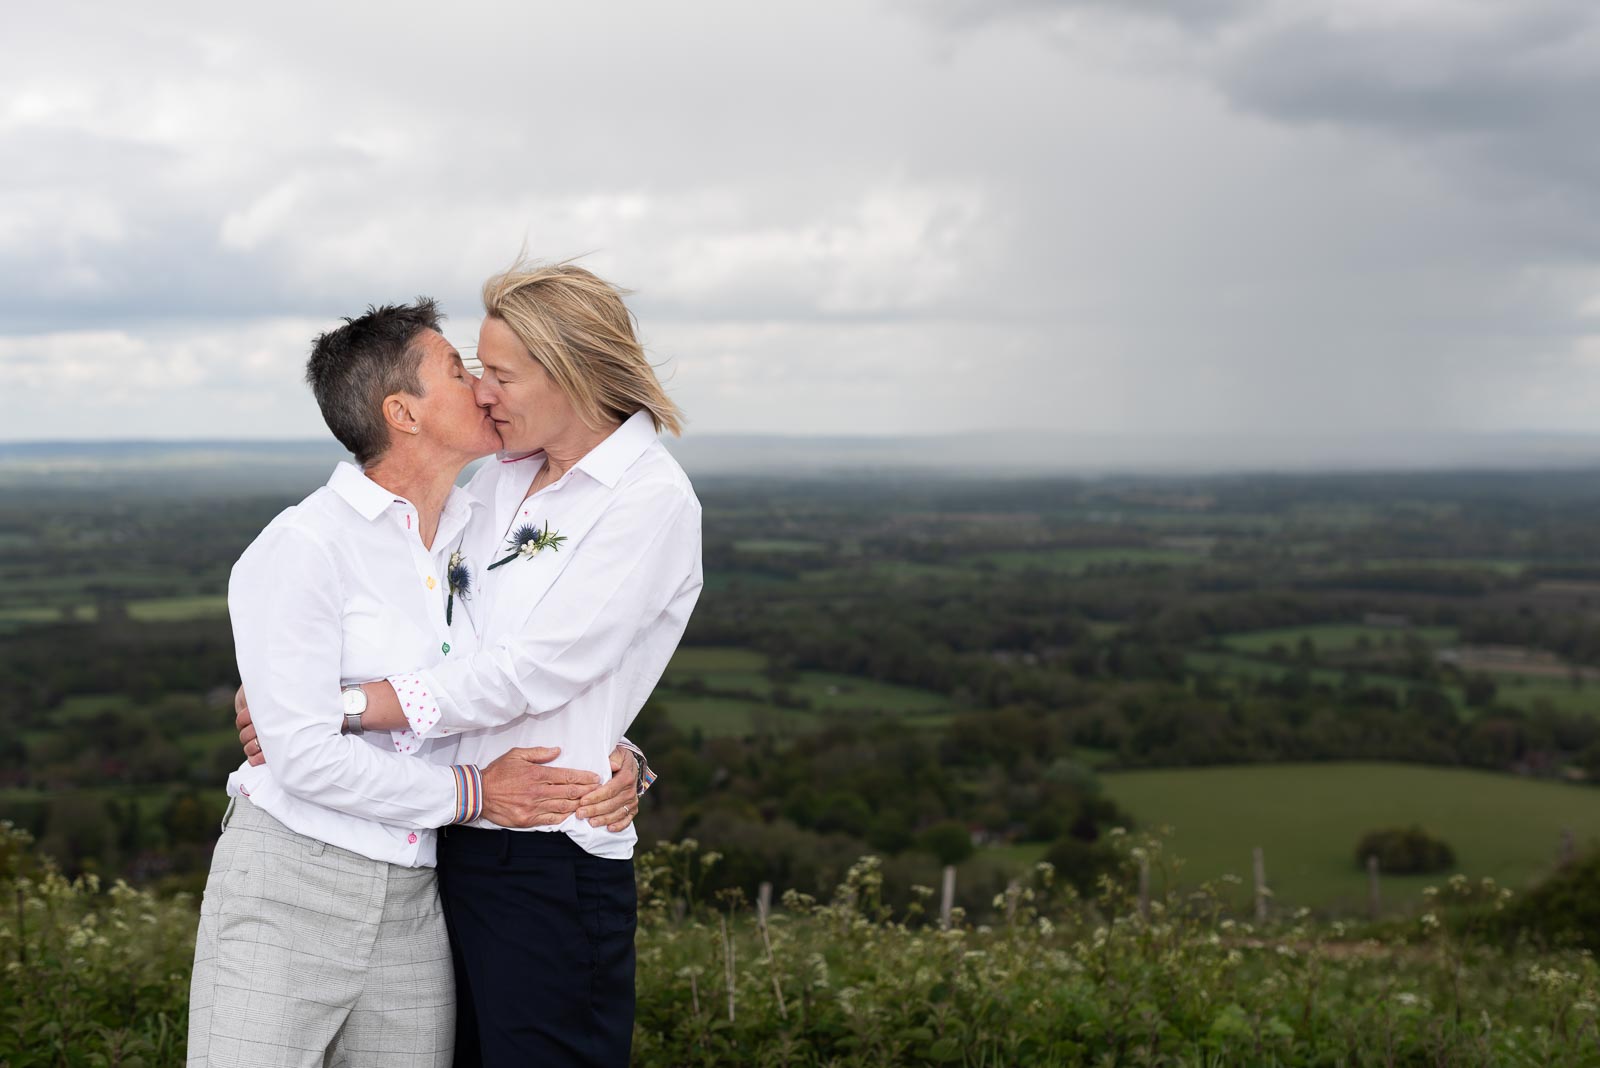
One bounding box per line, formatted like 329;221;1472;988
492;410;659;490
327;461;396;522
439;485;482;538
327;461;485;527
574;410;659;489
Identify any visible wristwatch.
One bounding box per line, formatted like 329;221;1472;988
341;686;368;735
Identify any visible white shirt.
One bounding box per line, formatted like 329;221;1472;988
393;410;703;859
226;462;482;867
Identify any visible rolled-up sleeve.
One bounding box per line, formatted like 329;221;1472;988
405;479;702;736
230;524;461;827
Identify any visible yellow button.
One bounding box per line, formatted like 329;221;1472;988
426;576;436;589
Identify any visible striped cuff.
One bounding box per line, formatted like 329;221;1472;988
449;764;483;825
616;739;656;795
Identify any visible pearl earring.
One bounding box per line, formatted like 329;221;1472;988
410;426;420;434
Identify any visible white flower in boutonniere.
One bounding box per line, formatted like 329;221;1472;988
446;551;471;626
486;521;568;572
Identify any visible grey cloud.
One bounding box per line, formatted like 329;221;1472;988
1217;5;1598;132
918;0;1600;162
6;0;1600;442
1209;3;1600;222
913;0;1249;32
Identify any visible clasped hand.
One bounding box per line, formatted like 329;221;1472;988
233;685;642;832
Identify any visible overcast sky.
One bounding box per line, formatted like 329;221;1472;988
5;0;1600;442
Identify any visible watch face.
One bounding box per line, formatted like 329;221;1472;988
342;687;367;716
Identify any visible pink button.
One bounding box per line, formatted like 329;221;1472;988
407;832;418;844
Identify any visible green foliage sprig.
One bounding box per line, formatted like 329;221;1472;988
486;521;566;571
1;822;196;1066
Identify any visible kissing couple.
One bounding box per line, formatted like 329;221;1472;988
188;260;702;1067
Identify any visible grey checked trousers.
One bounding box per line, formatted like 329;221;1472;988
187;799;454;1067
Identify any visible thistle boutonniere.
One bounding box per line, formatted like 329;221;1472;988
486;521;567;571
446;550;471;626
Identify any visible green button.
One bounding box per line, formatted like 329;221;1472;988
441;642;451;655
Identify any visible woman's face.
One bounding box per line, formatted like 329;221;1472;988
473;316;579;455
411;329;502;460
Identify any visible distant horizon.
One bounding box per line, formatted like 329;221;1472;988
11;429;1600;480
8;427;1600;446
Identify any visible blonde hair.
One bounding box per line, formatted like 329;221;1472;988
481;260;683;436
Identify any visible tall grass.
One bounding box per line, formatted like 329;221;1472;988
5;824;1600;1065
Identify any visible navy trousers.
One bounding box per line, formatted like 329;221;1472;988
437;827;637;1068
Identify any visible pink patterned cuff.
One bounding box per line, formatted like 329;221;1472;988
388;673;450;738
391;729;421;754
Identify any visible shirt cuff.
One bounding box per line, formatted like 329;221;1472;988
449;764;483;825
388;672;451;739
391;729;422;754
616;738;656;795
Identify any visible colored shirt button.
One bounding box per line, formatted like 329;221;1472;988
426;576;436;589
408;832;418;844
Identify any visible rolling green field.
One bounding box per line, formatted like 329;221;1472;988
789;671;951;713
732;538;827;554
969;546;1206;573
699;571;794;594
658;646;951;735
1362;557;1528;576
125;595;229;621
55;694;131;720
0;594;227;627
793;546;1212;587
1488;673;1600;715
800;560;977;587
0;604;88;635
1189;648;1600;717
1101;762;1600;913
1184;651;1457;706
666;646;770;674
1221;623;1458;655
651;694;823;738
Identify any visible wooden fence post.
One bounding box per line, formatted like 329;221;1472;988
1137;853;1150;920
1366;854;1381;920
755;881;786;1020
1252;847;1268;923
940;865;957;930
719;912;736;1024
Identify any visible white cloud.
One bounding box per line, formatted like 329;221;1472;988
4;0;1600;442
1;320;328;439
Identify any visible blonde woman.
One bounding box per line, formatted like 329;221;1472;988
333;263;702;1066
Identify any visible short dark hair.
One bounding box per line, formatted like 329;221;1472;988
305;299;443;466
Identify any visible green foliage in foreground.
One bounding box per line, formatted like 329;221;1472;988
0;826;195;1066
8;825;1600;1066
1494;849;1600;954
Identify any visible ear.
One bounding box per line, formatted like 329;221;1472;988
380;392;421;438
